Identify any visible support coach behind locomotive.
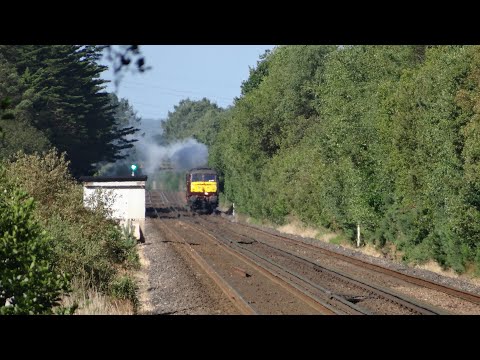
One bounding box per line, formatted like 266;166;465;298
186;167;219;214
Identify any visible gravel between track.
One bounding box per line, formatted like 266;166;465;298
137;218;240;315
138;190;480;314
236;216;480;297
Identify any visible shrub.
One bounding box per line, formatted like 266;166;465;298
2;150;140;312
110;276;139;313
0;184;70;314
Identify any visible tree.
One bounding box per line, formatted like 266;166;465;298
209;45;336;217
0;55;52;158
0;45;139;176
239;49;272;97
96;93;142;176
160;98;223;144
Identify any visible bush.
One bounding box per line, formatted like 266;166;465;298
1;150;140;312
110;276;139;313
43;196;139;292
0;184;70;314
3;149;76;219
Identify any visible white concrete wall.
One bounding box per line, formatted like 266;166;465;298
83;180;145;240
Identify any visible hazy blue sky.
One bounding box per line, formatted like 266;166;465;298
101;45;275;120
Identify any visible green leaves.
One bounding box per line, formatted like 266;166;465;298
0;45;140;177
240;49;272;97
0;184;70;315
160;98;224;145
205;45;480;274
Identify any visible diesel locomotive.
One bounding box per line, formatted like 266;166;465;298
186;167;219;214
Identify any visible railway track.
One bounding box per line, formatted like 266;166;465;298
147;191;256;314
148;191;342;314
205;215;480;307
147;191;339;314
146;190;480;314
186;215;449;315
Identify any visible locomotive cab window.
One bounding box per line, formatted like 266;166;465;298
191;174;203;182
204;174;216;182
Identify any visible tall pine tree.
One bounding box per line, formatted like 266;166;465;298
0;45;138;176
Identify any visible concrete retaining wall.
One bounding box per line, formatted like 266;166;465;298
80;176;147;240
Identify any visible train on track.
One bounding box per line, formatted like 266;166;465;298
186;167;219;214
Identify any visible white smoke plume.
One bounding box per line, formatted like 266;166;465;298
134;118;209;174
96;118;209;177
136;136;208;174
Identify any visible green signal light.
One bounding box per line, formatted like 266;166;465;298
131;164;137;171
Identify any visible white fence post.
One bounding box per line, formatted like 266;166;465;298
356;223;361;247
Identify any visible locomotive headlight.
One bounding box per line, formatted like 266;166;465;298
205;192;209;195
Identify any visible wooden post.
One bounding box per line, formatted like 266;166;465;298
356;223;361;247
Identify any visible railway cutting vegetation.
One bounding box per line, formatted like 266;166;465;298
0;46;141;314
163;45;480;277
3;45;480;315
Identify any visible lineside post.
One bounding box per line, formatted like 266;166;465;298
356;223;361;247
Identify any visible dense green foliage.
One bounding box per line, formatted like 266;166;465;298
239;49;272;96
163;45;480;274
96;94;142;176
0;45;143;314
160;98;225;146
0;150;140;314
0;181;70;314
0;57;52;158
0;45;138;177
3;150;139;286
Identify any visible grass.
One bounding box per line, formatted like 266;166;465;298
328;234;347;245
60;277;135;315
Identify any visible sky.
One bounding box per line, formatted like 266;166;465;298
100;45;275;120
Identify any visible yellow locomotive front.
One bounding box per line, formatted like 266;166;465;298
186;168;219;214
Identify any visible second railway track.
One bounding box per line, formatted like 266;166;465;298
147;191;337;314
146;190;480;315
